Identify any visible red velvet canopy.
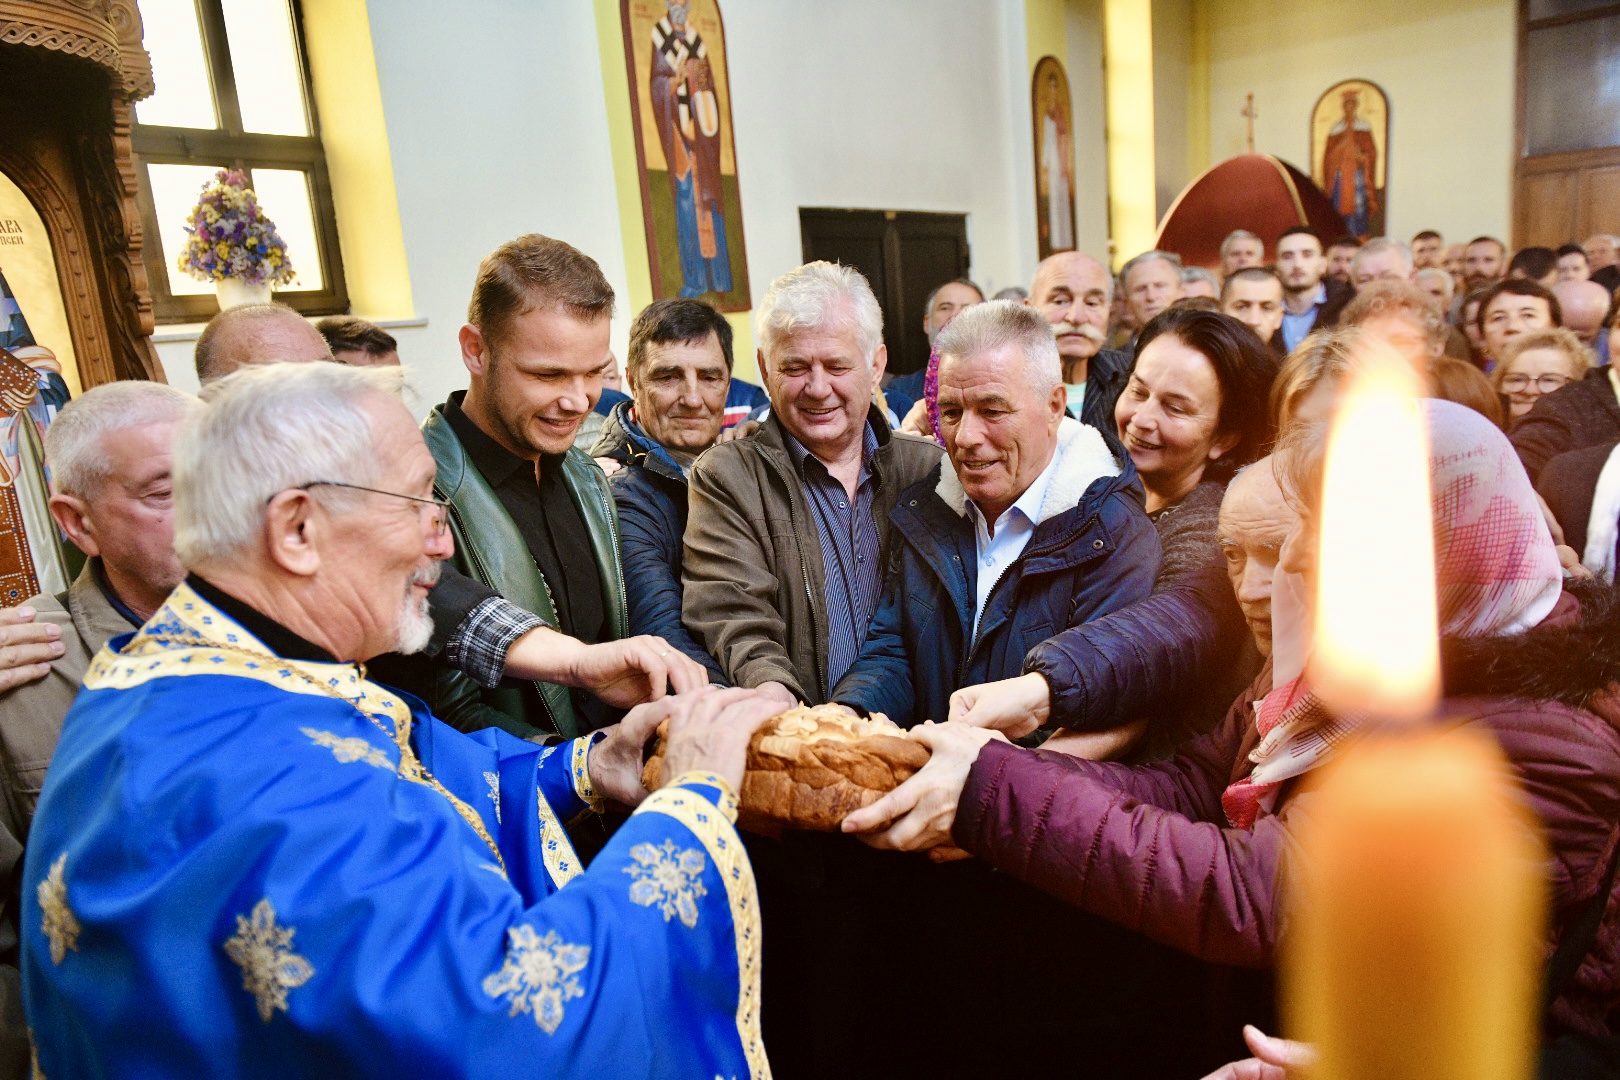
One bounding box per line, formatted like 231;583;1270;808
1155;154;1348;270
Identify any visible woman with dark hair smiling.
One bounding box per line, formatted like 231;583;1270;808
949;307;1280;755
1116;306;1280;518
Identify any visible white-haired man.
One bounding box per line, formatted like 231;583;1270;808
683;261;942;708
1350;237;1414;291
1119;250;1184;348
828;301;1162;1075
833;301;1157;726
0;380;194;1076
21;362;778;1079
1219;230;1264;277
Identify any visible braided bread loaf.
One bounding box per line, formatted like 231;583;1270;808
642;704;930;832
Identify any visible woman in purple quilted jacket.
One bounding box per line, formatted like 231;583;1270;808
846;399;1620;1042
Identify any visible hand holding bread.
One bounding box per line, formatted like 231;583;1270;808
644;703;931;831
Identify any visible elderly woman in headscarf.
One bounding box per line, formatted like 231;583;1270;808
845;399;1620;1044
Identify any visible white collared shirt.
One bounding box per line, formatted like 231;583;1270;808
965;449;1061;644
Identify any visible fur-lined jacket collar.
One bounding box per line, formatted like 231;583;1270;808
933;417;1121;526
1442;582;1620;718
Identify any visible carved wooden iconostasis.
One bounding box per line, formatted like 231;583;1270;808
0;1;163;603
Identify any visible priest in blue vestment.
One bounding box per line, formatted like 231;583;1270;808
19;362;778;1078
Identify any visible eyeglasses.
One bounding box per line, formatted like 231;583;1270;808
1499;372;1571;394
282;481;451;536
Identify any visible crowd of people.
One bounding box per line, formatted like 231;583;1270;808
0;222;1617;1078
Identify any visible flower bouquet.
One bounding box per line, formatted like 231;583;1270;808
176;169;296;307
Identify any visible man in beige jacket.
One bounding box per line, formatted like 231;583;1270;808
0;380;196;1078
681;262;941;708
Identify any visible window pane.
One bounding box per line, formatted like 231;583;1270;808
248;169;324;291
220;0;310;136
134;0;218;129
148;163;231;296
1524;15;1620;155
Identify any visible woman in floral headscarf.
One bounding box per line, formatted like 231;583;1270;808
846;399;1620;1044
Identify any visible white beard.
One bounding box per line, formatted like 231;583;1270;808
393;566;438;655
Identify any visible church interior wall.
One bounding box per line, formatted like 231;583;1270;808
1064;0;1113;263
155;0;1116;401
1201;0;1516;244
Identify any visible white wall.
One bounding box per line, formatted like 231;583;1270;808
1204;0;1515;244
155;0;634;411
1151;0;1193;222
723;0;1036;302
1065;0;1111;263
152;0;1113;396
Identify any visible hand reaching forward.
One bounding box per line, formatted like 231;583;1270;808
504;628;710;707
0;606;63;694
1199;1026;1316;1080
840;721;1005;852
658;687;784;794
947;672;1051;738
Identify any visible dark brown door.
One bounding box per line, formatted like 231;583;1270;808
799;209;970;376
1514;1;1620;246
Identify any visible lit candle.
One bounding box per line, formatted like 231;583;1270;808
1307;337;1438;721
1282;342;1547;1080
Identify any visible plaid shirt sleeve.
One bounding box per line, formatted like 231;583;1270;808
443;596;550;689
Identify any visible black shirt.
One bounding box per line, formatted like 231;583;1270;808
442;392;607;645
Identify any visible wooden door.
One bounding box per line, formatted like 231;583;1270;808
798;209;970;376
1514;2;1620;247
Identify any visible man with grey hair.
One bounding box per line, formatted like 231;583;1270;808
1181;266;1221;300
1585;233;1620;291
1350;236;1414;291
1119;250;1184;346
885;276;983;420
1025;249;1127;440
1414;266;1457;310
193;302;334;385
0;380;195;1073
1219;229;1264;277
833;300;1157;725
683;261;942;708
21;361;780;1078
825;301;1158;1076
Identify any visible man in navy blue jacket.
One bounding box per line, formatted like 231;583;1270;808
590;299;734;681
833;300;1159;727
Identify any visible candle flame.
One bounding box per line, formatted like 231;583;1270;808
1310;340;1439;721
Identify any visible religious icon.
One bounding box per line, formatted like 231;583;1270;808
1031;56;1077;259
0;169;81;605
621;0;751;311
1310;80;1389;240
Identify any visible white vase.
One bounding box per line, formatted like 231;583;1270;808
214;278;273;310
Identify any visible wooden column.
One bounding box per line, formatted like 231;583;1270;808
0;0;163;386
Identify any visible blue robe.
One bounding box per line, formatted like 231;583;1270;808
20;583;767;1078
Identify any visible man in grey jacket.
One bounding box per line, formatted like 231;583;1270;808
681;261;942;708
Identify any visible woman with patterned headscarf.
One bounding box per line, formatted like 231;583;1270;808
846;399;1620;1056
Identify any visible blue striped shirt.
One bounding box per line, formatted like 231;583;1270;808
784;424;882;690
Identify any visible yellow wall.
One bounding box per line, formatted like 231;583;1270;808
302;0;415;318
1025;0;1067;69
1103;0;1157;266
1202;0;1515;242
590;0;757;383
